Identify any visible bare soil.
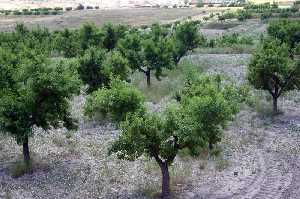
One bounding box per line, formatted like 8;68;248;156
0;7;232;31
1;52;300;199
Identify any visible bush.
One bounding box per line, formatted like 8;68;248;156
76;4;85;10
42;10;50;15
236;9;251;21
196;0;204;7
50;11;59;15
84;78;145;122
279;11;291;18
86;6;94;9
260;11;272;21
22;10;33;15
54;7;63;11
13;11;22;15
9;160;33;178
65;7;72;11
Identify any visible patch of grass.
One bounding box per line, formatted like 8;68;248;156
52;136;65;147
131;61;201;102
9;160;34;178
170;163;192;187
196;44;255;54
215;158;230;171
140;184;160;199
251;92;274;117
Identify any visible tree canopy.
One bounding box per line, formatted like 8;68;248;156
0;47;81;163
85;73;242;198
268;19;300;56
247;39;300;112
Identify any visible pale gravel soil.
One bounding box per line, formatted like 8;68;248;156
200;19;267;39
1;54;300;199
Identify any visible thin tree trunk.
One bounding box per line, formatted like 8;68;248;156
208;142;213;150
160;162;171;199
273;97;278;113
23;136;30;164
146;69;151;86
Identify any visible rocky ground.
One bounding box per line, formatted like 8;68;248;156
1;52;300;199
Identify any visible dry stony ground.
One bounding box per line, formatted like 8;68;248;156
1;53;300;199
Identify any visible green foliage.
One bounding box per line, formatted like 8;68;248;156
118;25;174;85
84;79;145;122
268;20;300;53
142;36;174;80
77;47;108;93
208;33;253;48
102;23;128;51
260;11;272;21
247;38;300;112
172;21;205;64
77;46;130;93
53;28;80;57
110;74;241;161
236;9;252;21
0;47;81;158
103;51;130;82
9;160;34;178
79;23;103;51
117;32;143;71
196;0;204;7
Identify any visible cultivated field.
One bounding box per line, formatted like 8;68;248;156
0;7;237;31
0;6;300;199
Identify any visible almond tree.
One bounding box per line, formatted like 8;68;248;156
86;76;240;199
0;48;81;164
247;39;300;113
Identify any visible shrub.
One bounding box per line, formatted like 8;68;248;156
260;11;272;21
50;11;59;15
41;10;49;15
13;11;22;15
236;9;251;21
84;78;145;122
65;7;72;11
76;4;85;10
54;7;63;11
247;39;300;113
196;0;204;7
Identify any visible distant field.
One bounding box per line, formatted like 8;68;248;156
248;0;295;6
0;7;236;31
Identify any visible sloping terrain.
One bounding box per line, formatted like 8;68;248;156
1;52;300;199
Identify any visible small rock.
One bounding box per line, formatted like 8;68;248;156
234;171;238;176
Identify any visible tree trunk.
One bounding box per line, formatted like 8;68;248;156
146;69;151;86
273;97;278;113
23;136;30;164
208;142;213;151
160;162;171;199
